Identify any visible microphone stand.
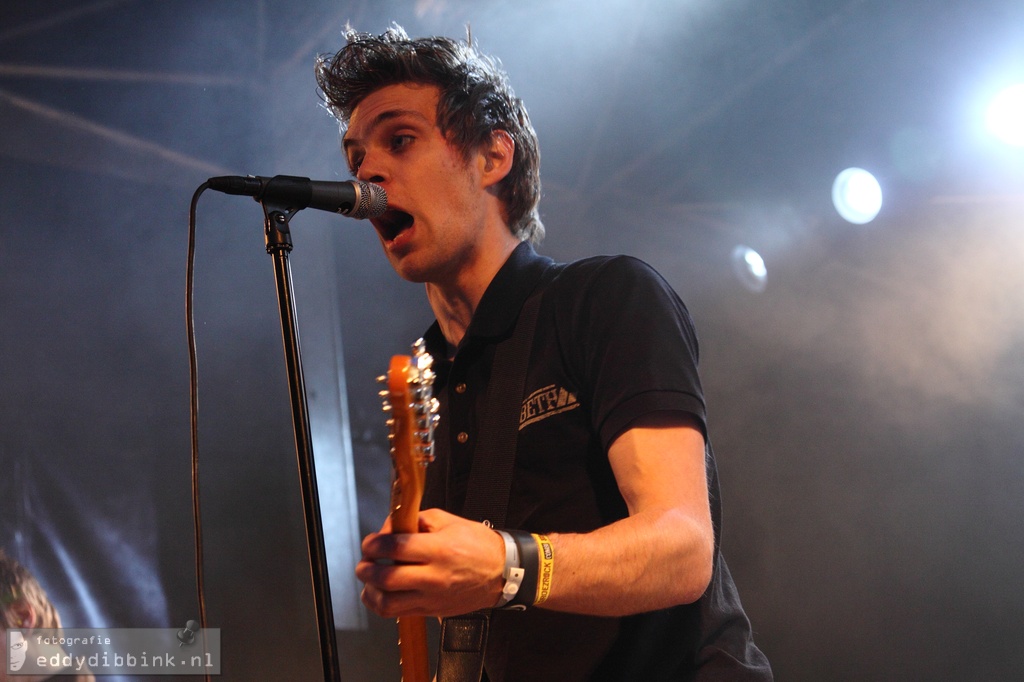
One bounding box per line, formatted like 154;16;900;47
261;200;340;682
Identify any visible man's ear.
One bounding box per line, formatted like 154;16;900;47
480;129;515;188
9;600;36;629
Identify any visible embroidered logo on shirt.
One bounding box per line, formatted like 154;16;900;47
519;384;579;430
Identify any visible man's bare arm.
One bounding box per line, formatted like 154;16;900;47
356;413;714;619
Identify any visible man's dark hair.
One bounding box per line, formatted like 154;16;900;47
316;24;544;244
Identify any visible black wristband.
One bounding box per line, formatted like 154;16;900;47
504;531;538;610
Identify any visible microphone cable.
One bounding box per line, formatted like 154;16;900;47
186;182;212;682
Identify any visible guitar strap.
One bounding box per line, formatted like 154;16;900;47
436;282;546;682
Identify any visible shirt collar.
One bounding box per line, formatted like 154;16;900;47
424;241;554;356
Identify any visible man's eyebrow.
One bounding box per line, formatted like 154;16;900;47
342;108;432;150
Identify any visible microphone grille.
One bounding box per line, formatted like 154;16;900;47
351;181;388;220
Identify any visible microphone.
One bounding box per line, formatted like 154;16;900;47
207;175;387;220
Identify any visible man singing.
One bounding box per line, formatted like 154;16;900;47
318;25;772;681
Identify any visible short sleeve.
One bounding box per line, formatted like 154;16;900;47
552;256;707;450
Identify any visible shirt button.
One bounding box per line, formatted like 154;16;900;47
456;431;469;444
455;382;467;394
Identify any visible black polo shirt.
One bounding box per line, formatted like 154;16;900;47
421;243;772;682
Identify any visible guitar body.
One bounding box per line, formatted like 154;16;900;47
382;340;438;682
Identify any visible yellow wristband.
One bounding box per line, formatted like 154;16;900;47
533;534;554;605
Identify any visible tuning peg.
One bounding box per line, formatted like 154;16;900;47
376;374;387;383
411;338;435;372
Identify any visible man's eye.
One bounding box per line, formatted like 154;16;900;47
12;641;25;650
391;135;414;151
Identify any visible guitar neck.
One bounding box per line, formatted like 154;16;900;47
389;404;429;682
382;343;437;682
398;617;430;682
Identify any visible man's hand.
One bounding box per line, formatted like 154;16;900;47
356;508;506;618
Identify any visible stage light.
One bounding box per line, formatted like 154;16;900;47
731;245;767;293
986;83;1024;147
832;167;882;224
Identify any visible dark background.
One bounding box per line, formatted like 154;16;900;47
2;1;1023;680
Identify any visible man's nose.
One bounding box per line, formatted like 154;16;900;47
355;155;386;185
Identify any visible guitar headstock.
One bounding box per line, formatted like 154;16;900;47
379;338;439;532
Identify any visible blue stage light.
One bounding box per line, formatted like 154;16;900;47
832;168;883;224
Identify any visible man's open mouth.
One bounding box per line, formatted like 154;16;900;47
375;209;414;241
